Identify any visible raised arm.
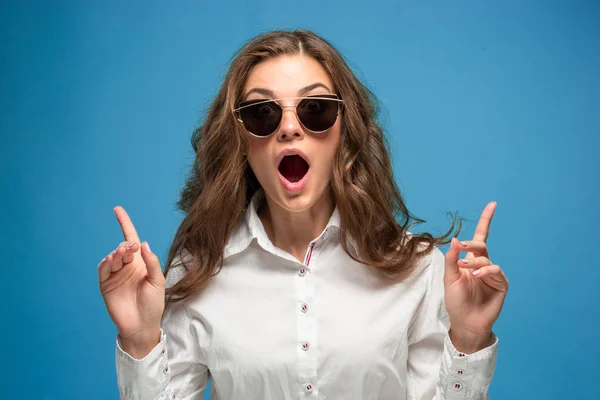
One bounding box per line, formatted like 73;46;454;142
98;206;209;399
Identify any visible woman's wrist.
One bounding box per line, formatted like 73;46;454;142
118;328;162;359
448;327;495;354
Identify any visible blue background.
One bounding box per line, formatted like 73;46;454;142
1;1;598;399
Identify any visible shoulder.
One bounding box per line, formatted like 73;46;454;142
405;235;446;293
165;247;194;289
404;231;446;278
417;245;446;308
421;245;445;281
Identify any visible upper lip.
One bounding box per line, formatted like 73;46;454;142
276;148;310;168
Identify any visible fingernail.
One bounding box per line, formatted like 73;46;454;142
144;242;151;253
460;241;468;247
460;258;468;264
128;242;135;249
472;269;481;276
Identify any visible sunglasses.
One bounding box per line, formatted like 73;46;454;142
234;94;344;137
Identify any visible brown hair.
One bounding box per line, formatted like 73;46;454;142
163;29;463;305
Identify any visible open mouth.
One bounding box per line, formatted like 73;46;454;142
278;154;310;183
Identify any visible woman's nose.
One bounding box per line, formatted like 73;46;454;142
277;106;304;140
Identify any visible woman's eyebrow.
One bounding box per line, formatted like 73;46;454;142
243;82;332;100
298;82;332;95
243;88;273;99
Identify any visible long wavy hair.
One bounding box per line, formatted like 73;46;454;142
163;29;463;305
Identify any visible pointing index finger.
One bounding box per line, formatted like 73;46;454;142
472;202;497;243
114;206;141;244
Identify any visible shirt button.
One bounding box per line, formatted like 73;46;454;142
301;303;308;313
452;381;464;391
301;342;310;351
457;369;465;375
298;268;307;277
304;383;314;394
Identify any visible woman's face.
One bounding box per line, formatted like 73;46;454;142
241;54;342;212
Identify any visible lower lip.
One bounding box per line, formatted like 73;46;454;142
278;169;309;192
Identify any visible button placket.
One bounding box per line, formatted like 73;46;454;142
296;243;317;395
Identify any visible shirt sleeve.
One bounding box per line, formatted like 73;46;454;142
406;246;499;400
115;251;210;400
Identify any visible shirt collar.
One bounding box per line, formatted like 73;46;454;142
223;188;353;259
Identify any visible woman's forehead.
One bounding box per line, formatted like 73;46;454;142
243;55;333;98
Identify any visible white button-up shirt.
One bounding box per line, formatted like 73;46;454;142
116;189;499;399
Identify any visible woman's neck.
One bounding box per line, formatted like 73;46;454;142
258;189;335;263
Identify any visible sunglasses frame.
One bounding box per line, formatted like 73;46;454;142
233;94;344;138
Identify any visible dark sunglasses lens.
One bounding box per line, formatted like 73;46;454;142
297;97;340;132
238;101;281;137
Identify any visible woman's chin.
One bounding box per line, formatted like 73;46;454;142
274;192;316;213
266;183;332;214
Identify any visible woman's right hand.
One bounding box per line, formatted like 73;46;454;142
98;206;166;357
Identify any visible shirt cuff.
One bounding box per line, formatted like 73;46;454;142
446;331;499;361
439;332;499;399
115;329;172;400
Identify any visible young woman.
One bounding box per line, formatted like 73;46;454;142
98;30;509;400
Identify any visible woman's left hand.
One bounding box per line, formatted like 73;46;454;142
444;202;509;354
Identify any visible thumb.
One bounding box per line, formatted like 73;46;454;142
444;237;461;283
140;241;164;286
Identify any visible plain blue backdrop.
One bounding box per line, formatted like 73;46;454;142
1;1;598;399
